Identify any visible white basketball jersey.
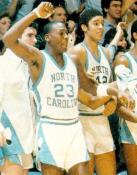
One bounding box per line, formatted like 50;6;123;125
79;43;111;116
0;49;34;153
33;51;78;120
124;52;137;75
124;52;137;111
116;52;137;144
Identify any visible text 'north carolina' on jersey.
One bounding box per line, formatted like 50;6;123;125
33;51;78;120
79;43;111;116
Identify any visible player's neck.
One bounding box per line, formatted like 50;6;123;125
45;46;64;67
84;37;99;58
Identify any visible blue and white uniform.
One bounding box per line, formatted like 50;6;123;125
33;50;89;171
115;52;137;145
79;43;114;154
0;49;34;168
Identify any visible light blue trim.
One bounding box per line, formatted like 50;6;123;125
40;116;79;125
41;116;78;121
64;52;79;88
37;123;56;166
81;42;89;71
44;50;67;71
32;86;41;114
84;42;101;63
124;52;133;72
7;154;21;165
98;45;109;63
40;120;78;126
120;120;135;144
1;111;24;155
85;150;90;161
33;51;46;87
0;149;4;159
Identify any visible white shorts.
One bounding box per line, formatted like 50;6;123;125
80;115;115;155
35;117;89;172
120;119;137;145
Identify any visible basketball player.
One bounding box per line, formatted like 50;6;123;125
114;20;137;175
68;8;126;175
2;2;127;175
0;23;38;175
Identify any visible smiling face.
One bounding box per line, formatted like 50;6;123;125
45;23;68;54
82;16;104;42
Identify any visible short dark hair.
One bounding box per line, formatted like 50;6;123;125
43;21;65;35
101;0;122;17
131;20;137;43
103;27;130;50
29;22;38;31
79;8;102;27
0;13;10;20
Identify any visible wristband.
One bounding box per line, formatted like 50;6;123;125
33;9;41;18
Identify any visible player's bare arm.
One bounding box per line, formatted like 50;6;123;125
3;2;54;81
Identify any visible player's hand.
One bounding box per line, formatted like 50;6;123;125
33;2;54;19
103;96;117;117
116;22;127;36
117;90;135;110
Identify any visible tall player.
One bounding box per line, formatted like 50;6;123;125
0;22;38;175
2;2;119;175
68;8;125;175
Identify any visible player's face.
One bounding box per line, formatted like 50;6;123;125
20;27;37;46
48;23;68;53
107;1;122;19
86;16;104;42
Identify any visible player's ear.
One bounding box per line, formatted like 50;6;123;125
81;24;87;32
44;34;50;42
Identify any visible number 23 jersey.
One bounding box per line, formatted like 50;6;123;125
32;50;78;120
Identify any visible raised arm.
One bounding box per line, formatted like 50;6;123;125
121;0;137;16
104;22;127;61
3;2;54;81
3;2;53;81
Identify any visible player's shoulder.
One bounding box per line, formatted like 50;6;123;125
67;43;86;65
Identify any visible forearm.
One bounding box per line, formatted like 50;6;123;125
110;30;123;47
116;106;137;123
78;88;112;110
3;11;37;47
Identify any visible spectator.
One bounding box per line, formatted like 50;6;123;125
84;0;102;14
101;0;122;44
0;14;11;39
14;0;36;22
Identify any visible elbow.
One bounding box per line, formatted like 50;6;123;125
2;33;13;48
87;97;98;110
